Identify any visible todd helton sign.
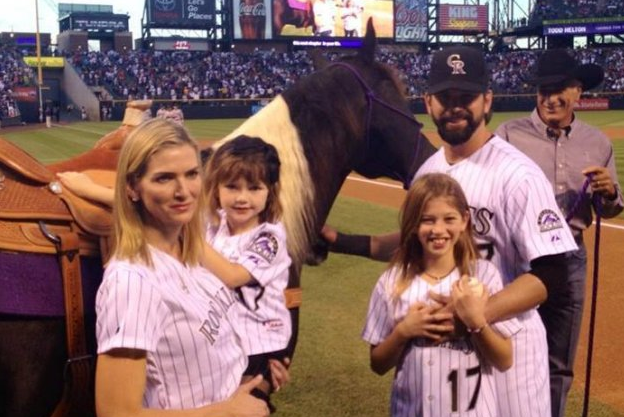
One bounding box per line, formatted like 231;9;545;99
149;0;215;28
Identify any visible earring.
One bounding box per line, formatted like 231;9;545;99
130;196;139;202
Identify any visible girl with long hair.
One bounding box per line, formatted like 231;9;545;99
362;173;520;417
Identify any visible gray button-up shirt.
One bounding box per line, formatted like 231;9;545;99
496;109;623;236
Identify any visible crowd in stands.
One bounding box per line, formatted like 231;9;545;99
531;0;623;23
0;46;34;119
67;47;624;100
67;49;313;102
2;43;624;117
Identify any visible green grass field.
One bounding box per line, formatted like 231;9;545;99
2;112;624;416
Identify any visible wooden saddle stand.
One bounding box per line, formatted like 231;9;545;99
0;137;114;417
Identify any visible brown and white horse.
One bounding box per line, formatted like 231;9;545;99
0;20;434;417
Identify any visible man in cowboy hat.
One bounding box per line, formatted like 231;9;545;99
496;48;623;417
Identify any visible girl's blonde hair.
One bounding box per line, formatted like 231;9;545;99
112;118;205;266
391;173;479;297
205;135;283;224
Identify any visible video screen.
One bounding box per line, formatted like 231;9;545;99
234;0;273;40
272;0;394;38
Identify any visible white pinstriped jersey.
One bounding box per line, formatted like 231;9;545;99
206;211;292;356
413;136;578;417
96;247;247;410
362;260;521;417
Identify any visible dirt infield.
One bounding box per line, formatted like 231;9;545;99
603;128;624;140
339;175;624;413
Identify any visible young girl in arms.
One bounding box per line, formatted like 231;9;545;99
202;135;292;409
362;173;520;417
95;118;271;416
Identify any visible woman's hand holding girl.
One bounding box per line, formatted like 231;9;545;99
223;375;270;417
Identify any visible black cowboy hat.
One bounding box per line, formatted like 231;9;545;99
528;49;604;91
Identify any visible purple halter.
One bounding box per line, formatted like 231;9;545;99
328;62;424;189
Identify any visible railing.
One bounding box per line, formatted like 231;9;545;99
98;92;624;122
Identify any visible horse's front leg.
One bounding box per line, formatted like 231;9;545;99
0;317;66;417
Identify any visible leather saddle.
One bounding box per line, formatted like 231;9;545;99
0;137;116;417
0;100;150;417
0;137;114;257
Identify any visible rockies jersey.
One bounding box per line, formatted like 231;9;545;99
96;247;247;409
414;135;578;417
206;212;292;356
362;260;521;417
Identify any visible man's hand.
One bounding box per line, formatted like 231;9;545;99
583;166;617;199
320;224;338;244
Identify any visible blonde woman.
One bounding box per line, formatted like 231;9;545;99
95;118;270;417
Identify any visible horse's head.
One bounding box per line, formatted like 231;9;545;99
316;19;435;188
229;28;436;270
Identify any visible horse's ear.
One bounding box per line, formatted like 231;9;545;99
310;49;329;70
359;18;377;63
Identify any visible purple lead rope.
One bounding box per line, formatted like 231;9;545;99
574;175;601;417
565;175;593;223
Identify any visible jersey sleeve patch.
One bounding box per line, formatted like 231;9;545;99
247;231;280;264
537;209;563;233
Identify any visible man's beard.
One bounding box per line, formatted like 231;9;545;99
434;109;482;146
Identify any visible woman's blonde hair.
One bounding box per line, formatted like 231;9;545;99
391;173;479;297
112;118;205;266
205;135;283;224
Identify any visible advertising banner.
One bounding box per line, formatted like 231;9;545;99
574;98;609;111
149;0;214;28
233;0;272;40
71;16;129;31
439;4;488;32
11;87;38;103
153;39;210;51
544;21;624;36
23;57;65;68
395;0;427;42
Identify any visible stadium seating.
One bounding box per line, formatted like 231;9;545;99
2;42;623;118
0;46;34;120
531;0;624;23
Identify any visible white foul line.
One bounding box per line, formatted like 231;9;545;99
345;175;624;231
346;175;404;189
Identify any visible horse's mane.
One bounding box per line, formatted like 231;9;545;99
215;96;314;266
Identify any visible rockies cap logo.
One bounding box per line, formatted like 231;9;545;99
446;54;466;75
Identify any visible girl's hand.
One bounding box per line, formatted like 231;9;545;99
269;357;291;392
397;301;454;341
451;275;489;330
57;171;96;198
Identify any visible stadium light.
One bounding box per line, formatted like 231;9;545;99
34;0;44;118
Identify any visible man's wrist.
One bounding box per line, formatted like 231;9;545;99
329;232;371;257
